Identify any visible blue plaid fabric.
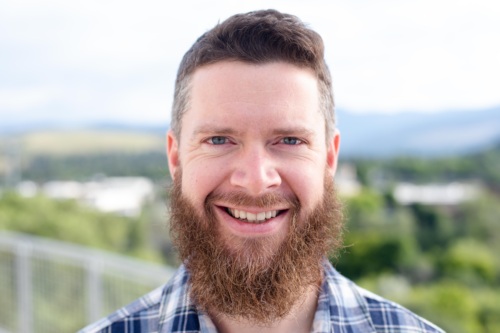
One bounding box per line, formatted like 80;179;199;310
79;260;444;333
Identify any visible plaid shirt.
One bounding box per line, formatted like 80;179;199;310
79;260;444;333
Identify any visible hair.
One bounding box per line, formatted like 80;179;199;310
170;9;335;141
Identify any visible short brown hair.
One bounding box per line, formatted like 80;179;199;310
171;9;335;141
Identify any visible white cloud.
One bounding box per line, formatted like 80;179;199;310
0;86;59;111
327;0;500;112
1;0;499;126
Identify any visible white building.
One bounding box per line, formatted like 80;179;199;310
393;182;481;206
17;177;155;217
82;177;154;216
335;163;362;197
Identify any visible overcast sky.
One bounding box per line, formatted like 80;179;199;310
1;0;499;127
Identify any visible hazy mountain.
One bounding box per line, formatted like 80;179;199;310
1;107;499;158
336;106;500;157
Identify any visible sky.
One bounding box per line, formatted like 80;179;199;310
1;0;499;128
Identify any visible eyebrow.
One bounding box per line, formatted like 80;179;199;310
192;126;241;138
271;127;316;138
191;125;316;138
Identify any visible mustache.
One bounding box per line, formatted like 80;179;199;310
205;190;300;210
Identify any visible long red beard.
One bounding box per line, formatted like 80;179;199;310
169;172;344;325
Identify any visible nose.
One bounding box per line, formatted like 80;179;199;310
229;145;281;195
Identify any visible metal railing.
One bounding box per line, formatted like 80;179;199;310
0;232;175;333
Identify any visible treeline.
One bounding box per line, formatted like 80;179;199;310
0;192;164;263
20;151;170;182
2;188;498;331
0;192;170;332
350;142;500;190
334;188;500;332
332;144;500;332
3;143;499;332
2;184;498;331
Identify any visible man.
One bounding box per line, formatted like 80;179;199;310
80;9;444;333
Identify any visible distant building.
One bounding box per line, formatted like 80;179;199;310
16;177;154;217
393;182;481;206
335;163;362;197
82;177;154;216
42;180;84;199
16;180;39;197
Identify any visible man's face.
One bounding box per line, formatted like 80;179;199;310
167;61;340;254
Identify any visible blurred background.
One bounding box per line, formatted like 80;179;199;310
1;1;499;332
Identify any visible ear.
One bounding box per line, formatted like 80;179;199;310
326;129;340;177
166;130;180;180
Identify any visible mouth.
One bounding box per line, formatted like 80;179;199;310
224;207;285;224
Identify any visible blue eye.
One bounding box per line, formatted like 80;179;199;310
208;136;228;145
281;137;302;145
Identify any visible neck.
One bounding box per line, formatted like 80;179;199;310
210;285;319;333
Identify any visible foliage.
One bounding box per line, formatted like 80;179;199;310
349;143;500;189
439;238;496;284
0;192;162;262
21;152;170;182
1;141;499;332
333;145;500;332
334;185;500;332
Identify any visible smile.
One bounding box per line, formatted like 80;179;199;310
226;208;281;223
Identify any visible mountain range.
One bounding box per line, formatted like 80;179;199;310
1;106;499;158
336;106;500;157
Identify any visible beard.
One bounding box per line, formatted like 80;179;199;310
169;170;344;325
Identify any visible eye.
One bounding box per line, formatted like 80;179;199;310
280;137;302;145
206;136;229;145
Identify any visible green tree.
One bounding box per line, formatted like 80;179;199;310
0;192;162;261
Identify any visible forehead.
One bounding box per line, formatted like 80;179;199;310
182;61;322;133
191;61;317;100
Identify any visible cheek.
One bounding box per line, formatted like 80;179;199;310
285;164;326;210
181;162;226;204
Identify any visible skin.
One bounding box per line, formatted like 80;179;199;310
167;61;340;333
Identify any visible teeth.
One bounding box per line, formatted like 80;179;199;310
228;208;279;223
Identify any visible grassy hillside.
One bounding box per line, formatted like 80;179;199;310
0;129;168;182
15;130;164;156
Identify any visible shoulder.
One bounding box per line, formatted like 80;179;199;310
77;285;165;333
356;286;445;333
78;266;192;333
322;261;445;333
